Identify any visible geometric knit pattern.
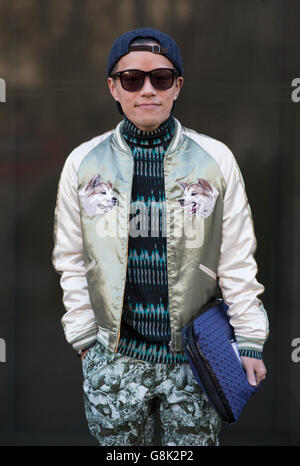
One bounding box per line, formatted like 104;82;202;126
117;115;187;363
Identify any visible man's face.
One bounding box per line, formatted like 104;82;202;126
107;51;184;131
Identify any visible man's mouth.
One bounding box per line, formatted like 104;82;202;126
136;103;160;109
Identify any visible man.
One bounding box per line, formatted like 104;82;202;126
52;27;269;446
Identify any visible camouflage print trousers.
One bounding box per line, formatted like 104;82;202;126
81;341;221;447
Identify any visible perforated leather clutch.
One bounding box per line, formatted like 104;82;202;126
182;298;262;424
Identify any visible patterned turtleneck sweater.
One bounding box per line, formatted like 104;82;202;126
116;114;187;364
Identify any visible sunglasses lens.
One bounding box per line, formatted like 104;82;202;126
151;69;175;90
120;70;144;91
117;69;176;91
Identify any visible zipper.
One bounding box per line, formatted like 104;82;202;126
85;258;96;273
199;263;217;280
115;154;133;353
163;137;175;353
185;324;234;424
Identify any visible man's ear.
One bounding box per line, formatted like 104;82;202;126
107;77;124;115
107;77;118;101
174;77;184;100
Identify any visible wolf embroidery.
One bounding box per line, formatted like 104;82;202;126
178;178;219;218
79;174;118;217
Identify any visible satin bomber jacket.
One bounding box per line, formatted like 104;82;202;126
52;118;269;354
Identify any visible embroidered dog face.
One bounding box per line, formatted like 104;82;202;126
79;174;118;217
178;178;219;217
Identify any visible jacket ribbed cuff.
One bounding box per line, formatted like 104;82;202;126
239;348;262;359
70;329;98;351
235;335;264;354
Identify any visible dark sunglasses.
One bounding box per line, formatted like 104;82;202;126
110;68;178;92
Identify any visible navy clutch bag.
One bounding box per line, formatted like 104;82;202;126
182;297;261;424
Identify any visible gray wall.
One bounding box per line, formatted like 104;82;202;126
0;0;299;446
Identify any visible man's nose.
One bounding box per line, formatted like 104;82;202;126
140;75;156;94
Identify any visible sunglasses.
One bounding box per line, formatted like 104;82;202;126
110;68;178;92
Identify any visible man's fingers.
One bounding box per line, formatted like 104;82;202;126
246;367;257;386
241;356;267;387
255;368;267;385
80;348;89;360
255;360;267;385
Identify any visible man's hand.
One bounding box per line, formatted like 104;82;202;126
241;356;267;386
80;348;90;360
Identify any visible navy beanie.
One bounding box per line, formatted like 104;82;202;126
107;27;184;77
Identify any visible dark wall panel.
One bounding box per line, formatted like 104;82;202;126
0;0;299;446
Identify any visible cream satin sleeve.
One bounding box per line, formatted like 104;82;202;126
217;157;269;353
52;152;98;351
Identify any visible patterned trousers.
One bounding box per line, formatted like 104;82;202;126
81;341;221;446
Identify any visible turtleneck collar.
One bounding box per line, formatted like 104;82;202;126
122;114;175;147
